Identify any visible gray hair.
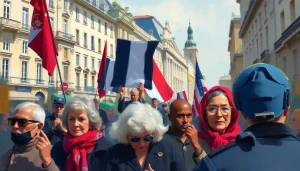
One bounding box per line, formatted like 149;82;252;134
61;95;102;129
14;102;46;124
207;89;227;102
130;88;139;94
110;102;168;144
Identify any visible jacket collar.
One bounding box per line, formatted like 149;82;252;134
14;139;37;153
126;142;163;171
245;122;297;138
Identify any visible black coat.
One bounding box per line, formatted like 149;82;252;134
101;140;187;171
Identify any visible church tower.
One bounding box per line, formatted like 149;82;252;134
184;20;198;65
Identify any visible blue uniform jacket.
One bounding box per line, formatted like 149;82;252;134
51;137;113;171
118;98;145;113
156;107;169;126
101;140;188;171
43;114;65;145
193;123;300;171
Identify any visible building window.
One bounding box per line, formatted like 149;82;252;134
21;61;28;82
3;37;9;51
293;50;298;75
76;29;79;45
49;75;54;83
76;73;80;86
84;11;87;23
280;11;285;33
36;63;42;82
76;54;80;65
84;74;87;90
110;44;113;57
22;7;29;29
105;22;107;34
49;0;54;9
282;56;287;73
50;17;54;30
84;33;87;48
258;13;262;27
264;4;267;20
91;15;94;28
91;76;95;89
63;19;68;33
98;19;101;31
265;26;269;49
260;33;263;52
64;65;69;81
98;39;101;52
91;36;95;50
2;58;9;79
110;26;113;37
76;7;79;20
3;0;10;18
290;0;296;22
92;58;95;69
64;48;68;59
98;60;101;69
64;0;68;11
22;40;28;54
84;56;87;67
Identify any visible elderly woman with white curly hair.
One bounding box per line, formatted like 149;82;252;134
51;95;112;171
101;102;187;171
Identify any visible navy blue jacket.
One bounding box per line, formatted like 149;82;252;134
51;137;113;171
43;114;65;145
155;107;169;126
193;123;300;171
118;98;145;113
101;140;187;171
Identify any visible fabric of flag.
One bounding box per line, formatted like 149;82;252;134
110;39;159;89
98;58;119;98
97;41;107;98
145;60;174;102
192;61;208;118
28;0;58;76
177;91;188;100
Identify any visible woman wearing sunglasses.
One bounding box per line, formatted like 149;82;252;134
101;102;187;171
197;86;241;153
50;95;112;171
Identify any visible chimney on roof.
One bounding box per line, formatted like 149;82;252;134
125;7;129;13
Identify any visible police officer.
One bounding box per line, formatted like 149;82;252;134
193;63;300;171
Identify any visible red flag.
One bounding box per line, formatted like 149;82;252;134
97;41;107;98
28;0;58;76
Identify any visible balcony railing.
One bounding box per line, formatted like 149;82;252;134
1;76;11;82
36;79;44;85
260;49;270;61
21;23;30;31
0;17;21;32
274;16;300;50
55;31;76;44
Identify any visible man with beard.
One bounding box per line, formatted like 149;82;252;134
0;102;59;171
163;99;206;170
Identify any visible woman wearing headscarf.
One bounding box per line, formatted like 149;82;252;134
51;95;112;171
198;86;241;152
101;102;187;171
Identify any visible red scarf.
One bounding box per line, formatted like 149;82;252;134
63;129;104;171
198;86;241;151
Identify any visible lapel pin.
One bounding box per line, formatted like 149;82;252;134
183;146;187;151
158;152;163;157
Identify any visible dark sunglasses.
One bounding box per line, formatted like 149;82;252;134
7;117;39;127
130;135;154;142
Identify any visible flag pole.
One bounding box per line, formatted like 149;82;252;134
104;40;107;112
42;0;67;103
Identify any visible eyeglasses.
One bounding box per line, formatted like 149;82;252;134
206;105;232;115
130;135;154;142
7;117;39;127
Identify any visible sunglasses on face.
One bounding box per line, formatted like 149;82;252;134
7;117;39;127
54;105;64;109
206;105;232;115
130;135;154;142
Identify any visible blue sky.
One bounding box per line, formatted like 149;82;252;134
117;0;240;88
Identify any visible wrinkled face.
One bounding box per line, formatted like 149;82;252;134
205;94;232;133
68;110;90;137
53;103;64;115
152;100;158;108
169;103;193;133
128;131;153;153
11;106;41;137
130;91;139;101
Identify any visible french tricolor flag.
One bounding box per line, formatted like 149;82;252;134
177;91;188;100
111;39;159;89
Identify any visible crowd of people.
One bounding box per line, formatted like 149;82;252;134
0;63;300;171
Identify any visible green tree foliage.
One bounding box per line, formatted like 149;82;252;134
112;1;122;9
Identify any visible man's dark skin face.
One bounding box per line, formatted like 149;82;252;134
169;99;193;135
